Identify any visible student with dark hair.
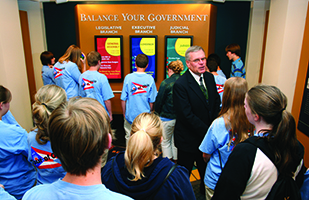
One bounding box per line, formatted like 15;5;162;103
121;54;157;145
23;97;132;200
27;85;67;184
206;58;226;108
53;45;86;99
212;85;305;199
199;77;253;199
79;51;114;121
40;51;56;85
207;53;226;78
102;112;196;200
0;86;36;200
225;43;246;78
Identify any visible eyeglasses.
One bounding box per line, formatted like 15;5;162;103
189;57;206;63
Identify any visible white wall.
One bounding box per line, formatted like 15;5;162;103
18;1;46;91
262;0;307;111
245;0;270;89
0;0;33;131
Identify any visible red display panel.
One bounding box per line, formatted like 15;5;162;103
95;35;123;82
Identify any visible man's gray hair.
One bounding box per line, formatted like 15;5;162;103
185;46;205;61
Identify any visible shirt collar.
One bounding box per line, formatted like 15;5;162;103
232;57;241;64
188;69;203;84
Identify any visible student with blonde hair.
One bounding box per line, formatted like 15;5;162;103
27;85;67;184
155;60;184;162
24;97;131;200
0;86;36;199
102;112;195;200
53;45;86;99
199;77;254;199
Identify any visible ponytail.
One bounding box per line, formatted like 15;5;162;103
124;112;162;181
32;103;51;144
125;130;154;181
269;110;299;176
32;85;66;145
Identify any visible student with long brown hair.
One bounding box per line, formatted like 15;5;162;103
212;85;305;199
53;45;86;99
199;77;254;199
101;112;195;200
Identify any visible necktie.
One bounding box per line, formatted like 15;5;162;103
199;77;209;101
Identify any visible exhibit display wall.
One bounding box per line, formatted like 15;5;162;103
42;1;250;114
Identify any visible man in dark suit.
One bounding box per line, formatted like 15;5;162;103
173;46;221;194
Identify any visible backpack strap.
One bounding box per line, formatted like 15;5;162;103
217;149;223;170
243;136;276;166
148;163;178;199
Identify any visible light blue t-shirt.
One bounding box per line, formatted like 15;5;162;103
53;61;81;99
79;70;114;116
214;74;226;108
0;187;16;200
27;130;66;185
0;121;36;199
2;111;20;127
199;117;234;190
121;72;157;124
217;69;226;78
23;180;133;200
42;65;55;85
230;58;246;78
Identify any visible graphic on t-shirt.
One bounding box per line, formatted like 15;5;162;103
53;67;63;79
31;147;62;169
216;84;224;94
131;82;149;95
81;78;95;90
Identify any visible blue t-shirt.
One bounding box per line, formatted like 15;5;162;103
2;111;20;127
230;58;246;78
79;70;114;116
121;72;157;124
217;69;226;78
53;61;81;99
0;187;16;200
0;121;36;199
23;180;133;200
213;75;226;108
301;169;309;200
27;130;66;185
41;65;55;85
199;117;234;190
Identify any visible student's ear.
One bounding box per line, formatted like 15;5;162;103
107;133;112;149
253;113;260;122
0;102;3;110
145;64;148;69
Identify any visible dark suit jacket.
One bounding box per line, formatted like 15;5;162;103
173;70;221;153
